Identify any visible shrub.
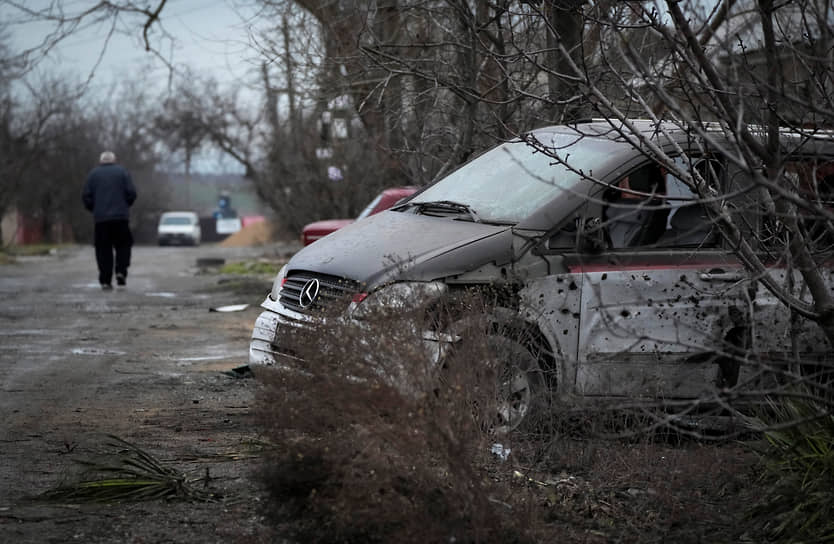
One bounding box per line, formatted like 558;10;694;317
253;294;538;543
751;395;834;542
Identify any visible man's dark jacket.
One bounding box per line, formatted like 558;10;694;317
82;163;137;222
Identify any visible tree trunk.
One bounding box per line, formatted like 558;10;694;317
546;0;585;122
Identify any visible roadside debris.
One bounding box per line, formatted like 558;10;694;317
209;304;249;312
491;443;511;461
222;365;253;378
37;434;218;504
196;257;226;268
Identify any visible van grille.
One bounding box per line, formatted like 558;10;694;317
279;271;360;316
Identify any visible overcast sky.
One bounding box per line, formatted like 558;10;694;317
5;0;266;95
3;0;274;173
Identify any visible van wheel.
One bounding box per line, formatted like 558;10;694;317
481;334;545;435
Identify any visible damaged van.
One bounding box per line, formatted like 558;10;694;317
250;119;834;431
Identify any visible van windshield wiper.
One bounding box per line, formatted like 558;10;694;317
396;200;482;223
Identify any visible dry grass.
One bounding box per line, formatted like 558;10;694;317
37;434;218;504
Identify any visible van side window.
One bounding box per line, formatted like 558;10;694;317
603;164;668;248
657;158;721;248
602;158;721;250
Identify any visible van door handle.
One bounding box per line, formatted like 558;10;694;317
699;271;744;282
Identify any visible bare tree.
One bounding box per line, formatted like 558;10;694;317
540;1;834;346
7;75;167;244
0;0;177;88
325;0;834;349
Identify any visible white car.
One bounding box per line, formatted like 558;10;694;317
157;211;201;246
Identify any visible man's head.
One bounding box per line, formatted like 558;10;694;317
99;151;117;164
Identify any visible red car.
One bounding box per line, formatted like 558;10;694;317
301;186;418;245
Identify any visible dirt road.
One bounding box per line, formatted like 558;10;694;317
0;243;294;543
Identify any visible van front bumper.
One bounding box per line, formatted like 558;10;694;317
249;297;453;368
249;310;282;366
249;306;309;366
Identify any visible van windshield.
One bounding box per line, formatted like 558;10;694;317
409;134;611;223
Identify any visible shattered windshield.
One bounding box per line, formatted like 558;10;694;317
409;134;612;223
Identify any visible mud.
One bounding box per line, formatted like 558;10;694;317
0;243;296;543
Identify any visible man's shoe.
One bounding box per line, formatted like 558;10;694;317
101;283;113;291
116;273;126;286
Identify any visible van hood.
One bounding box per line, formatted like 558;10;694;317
287;210;513;288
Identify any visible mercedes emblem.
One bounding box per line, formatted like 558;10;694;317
299;278;321;308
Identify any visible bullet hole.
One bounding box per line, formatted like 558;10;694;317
556;277;564;283
563;329;569;335
601;273;608;280
621;309;630;318
643;275;651;281
569;281;578;291
573;312;580;319
647;299;654;307
561;308;570;315
680;275;687;282
558;289;564;294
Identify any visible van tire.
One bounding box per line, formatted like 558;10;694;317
480;333;546;435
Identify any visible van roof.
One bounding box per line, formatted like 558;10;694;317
532;119;834;143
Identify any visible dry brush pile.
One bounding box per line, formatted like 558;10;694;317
251;296;769;543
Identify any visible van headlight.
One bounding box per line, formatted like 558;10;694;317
269;264;289;301
348;281;448;320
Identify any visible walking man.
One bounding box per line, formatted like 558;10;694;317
82;151;137;290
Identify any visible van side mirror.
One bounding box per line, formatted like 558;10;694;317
578;217;605;253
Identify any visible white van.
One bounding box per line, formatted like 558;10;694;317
250;120;834;430
157;211;201;246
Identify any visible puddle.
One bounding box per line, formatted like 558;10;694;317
146;292;177;298
177;354;240;362
157;344;244;365
157;372;185;378
73;283;105;289
71;347;127;356
0;329;52;336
